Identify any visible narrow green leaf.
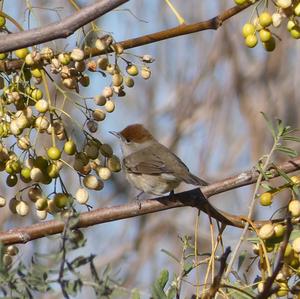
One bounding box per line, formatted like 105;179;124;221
161;249;180;263
156;269;169;289
271;164;293;183
276;119;284;136
282;135;300;143
238;250;247;271
276;145;298;157
261;112;276;139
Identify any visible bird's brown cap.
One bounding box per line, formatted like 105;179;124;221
119;124;154;143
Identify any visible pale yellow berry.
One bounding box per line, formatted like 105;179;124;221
36;209;47;220
75;188;89;204
70;48;85;61
276;0;292;9
258;223;274;240
35;99;49;113
104;100;115;113
288;200;300;217
141;66;151;79
83;175;103;190
16;201;29;216
98;167;112;180
0;196;6;207
102;86;113;98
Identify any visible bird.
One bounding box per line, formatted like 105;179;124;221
110;124;208;197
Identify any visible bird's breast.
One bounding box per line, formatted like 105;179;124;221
126;173;181;196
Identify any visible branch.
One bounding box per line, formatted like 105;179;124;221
0;0;129;53
0;2;254;72
0;157;300;245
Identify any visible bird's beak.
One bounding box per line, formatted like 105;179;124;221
109;131;120;138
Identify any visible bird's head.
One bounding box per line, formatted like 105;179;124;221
110;124;155;155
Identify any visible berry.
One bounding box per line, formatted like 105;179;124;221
47;146;61;160
15;48;29;59
64;140;76;155
0;16;6;28
6;174;17;187
242;23;255;38
53;193;69;209
259;29;272;42
263;37;276;52
259;12;272;27
234;0;247;4
245;34;258;48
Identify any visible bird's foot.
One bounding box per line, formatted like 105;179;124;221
168;190;175;201
135;191;144;209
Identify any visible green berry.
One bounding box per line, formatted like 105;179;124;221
263;37;276;52
0;53;8;60
242;23;255;38
15;48;29;59
0;16;6;28
245;34;258;48
47;146;61;160
259;12;272;27
234;0;247;4
259;29;272;42
64;140;76;155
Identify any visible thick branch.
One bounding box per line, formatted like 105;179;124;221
0;0;128;53
0;2;253;72
1;157;300;245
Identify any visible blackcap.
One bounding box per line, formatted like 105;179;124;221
110;124;208;197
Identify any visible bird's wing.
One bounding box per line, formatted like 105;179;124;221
123;145;189;175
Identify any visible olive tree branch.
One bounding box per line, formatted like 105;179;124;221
0;157;299;245
0;1;255;72
0;0;129;54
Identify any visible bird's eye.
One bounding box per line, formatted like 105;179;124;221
125;138;131;144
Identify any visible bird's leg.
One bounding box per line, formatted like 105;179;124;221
169;190;175;200
135;191;144;209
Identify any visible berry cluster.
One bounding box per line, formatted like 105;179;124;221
255;175;300;296
0;17;154;218
235;0;300;51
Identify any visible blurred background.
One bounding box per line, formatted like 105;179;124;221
1;0;300;298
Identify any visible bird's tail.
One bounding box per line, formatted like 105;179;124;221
184;173;208;186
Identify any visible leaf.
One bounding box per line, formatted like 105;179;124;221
261;112;276;139
293;184;300;195
260;182;273;191
167;286;177;299
282;135;300;143
156;269;169;289
161;249;180;263
183;263;193;275
152;284;167;299
276;145;298;157
271;164;293;183
276;118;284;136
238;250;247;271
